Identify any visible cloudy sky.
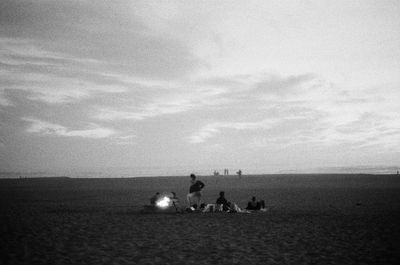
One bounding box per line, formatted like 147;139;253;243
0;0;399;176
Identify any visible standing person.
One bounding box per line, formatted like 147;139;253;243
186;174;205;208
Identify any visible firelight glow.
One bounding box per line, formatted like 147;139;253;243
156;197;171;209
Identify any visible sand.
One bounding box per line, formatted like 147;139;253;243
1;174;399;264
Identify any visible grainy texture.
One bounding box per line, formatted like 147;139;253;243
1;175;399;265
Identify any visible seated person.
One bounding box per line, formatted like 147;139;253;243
150;192;160;206
259;200;266;210
168;191;186;212
246;196;265;210
169;191;178;202
216;191;230;211
169;191;180;208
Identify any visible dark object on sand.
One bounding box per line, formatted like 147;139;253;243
150;192;160;205
216;191;230;211
246;196;266;210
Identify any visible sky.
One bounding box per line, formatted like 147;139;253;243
0;0;399;176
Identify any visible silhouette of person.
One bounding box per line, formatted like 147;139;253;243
186;174;205;207
246;196;265;210
169;192;178;204
169;191;181;212
216;191;230;211
150;192;160;206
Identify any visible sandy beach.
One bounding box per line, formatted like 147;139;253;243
1;174;399;264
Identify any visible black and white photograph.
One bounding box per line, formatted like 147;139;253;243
0;0;399;264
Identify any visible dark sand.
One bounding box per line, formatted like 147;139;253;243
1;174;399;264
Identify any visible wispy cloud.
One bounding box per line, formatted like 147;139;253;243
0;89;13;107
0;38;101;66
22;118;116;139
113;135;137;145
0;121;5;147
0;39;130;104
252;74;316;97
188;119;279;144
94;99;194;121
91;73;313;125
94;85;229;121
332;112;400;149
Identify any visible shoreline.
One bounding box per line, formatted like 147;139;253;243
1;172;399;180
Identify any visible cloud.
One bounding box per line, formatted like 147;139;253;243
188;97;331;145
188;117;326;145
336;113;387;134
113;135;137;145
332;112;400;149
186;73;333;144
188;124;220;144
94;99;194;121
0;38;100;66
193;73;321;109
22;118;116;139
0;0;205;109
0;38;131;104
94;73;320;123
188;119;278;144
0;123;5;147
0;89;13;107
252;74;316;97
0;0;201;81
94;84;229;121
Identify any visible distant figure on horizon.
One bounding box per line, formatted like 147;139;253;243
224;168;229;175
187;174;205;207
397;170;399;175
237;169;242;178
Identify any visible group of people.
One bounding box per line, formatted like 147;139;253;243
213;169;242;177
149;173;266;213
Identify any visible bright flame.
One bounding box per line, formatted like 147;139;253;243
156;196;171;209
